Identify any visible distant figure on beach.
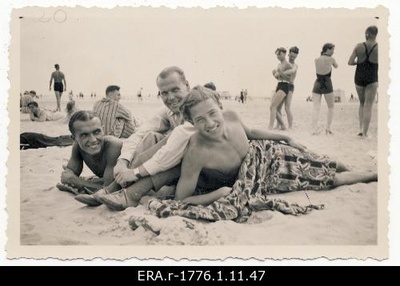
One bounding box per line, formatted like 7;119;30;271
349;93;355;102
27;101;64;122
20;90;37;113
348;25;379;139
63;99;79;124
239;89;244;104
56;111;122;195
49;64;66;112
137;87;143;101
311;43;338;135
138;86;377;214
269;47;292;130
76;66;196;209
93;85;136;139
276;46;299;130
204;82;220;99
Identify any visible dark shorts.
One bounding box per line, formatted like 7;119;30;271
275;82;291;96
312;75;333;94
54;82;64;93
289;83;294;93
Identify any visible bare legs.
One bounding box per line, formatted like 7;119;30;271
333;171;377;187
275;91;293;130
269;90;286;129
55;91;62;112
356;83;378;137
311;92;334;134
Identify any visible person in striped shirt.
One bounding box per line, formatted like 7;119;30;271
93;85;136;139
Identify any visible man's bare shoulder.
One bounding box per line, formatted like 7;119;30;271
103;135;123;147
223;109;240;122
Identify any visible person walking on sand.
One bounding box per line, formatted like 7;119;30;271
348;25;379;139
56;111;122;195
49;64;67;112
269;47;293;130
276;46;299;130
311;43;338;135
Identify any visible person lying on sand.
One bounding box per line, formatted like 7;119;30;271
139;85;377;208
56;110;122;195
74;66;197;207
27;101;65;122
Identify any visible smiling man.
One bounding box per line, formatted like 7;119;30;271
57;110;122;195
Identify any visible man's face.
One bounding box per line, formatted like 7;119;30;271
108;90;121;101
72;117;104;155
189;98;225;140
28;104;38;114
157;72;190;114
288;52;298;63
276;51;286;62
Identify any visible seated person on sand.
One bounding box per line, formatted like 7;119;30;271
27;101;65;122
74;66;196;208
20;90;37;114
63;99;79;124
139;86;377;208
93;85;136;139
56;110;122;195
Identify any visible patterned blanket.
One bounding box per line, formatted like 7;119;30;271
145;140;335;223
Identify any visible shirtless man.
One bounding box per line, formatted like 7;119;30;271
27;101;64;122
49;64;67;112
269;47;293;130
154;86;377;206
348;25;378;138
57;110;122;195
276;46;299;130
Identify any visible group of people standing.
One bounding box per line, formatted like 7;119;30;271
269;25;379;139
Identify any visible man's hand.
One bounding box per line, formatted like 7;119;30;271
113;159;129;177
115;169;139;186
60;165;78;186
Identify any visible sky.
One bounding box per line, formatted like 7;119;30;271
18;6;387;100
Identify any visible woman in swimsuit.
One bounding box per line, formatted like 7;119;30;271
348;26;378;139
311;43;338;135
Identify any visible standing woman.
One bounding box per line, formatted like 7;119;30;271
311;43;338;135
348;26;378;139
49;64;67;112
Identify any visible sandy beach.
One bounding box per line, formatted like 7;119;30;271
17;95;379;247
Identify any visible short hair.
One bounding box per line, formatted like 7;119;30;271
180;85;223;123
27;101;38;108
275;47;287;55
105;85;120;95
204;82;217;91
289;46;299;54
68;110;97;136
55;64;60;69
366;25;378;38
156;66;187;85
321;43;335;55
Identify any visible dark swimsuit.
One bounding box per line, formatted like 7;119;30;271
275;82;291;96
355;43;378;87
312;71;333;94
194;168;238;195
54;82;64;93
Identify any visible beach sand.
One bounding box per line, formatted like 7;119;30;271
19;96;378;246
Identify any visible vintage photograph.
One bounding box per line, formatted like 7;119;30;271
7;6;389;260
